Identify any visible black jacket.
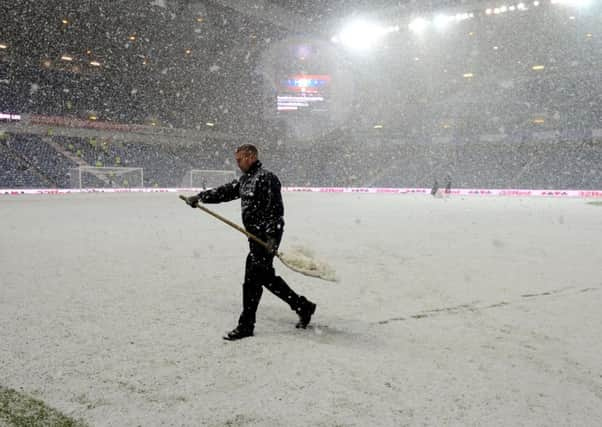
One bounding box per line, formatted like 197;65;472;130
197;161;284;236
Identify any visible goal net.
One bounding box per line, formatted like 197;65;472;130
70;166;144;189
183;169;237;189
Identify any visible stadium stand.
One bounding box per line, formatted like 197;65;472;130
1;130;601;190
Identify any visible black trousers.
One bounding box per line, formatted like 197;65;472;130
238;228;302;329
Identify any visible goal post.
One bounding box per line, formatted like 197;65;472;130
183;169;237;189
70;166;144;189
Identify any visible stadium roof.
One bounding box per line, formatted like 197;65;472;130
0;1;600;136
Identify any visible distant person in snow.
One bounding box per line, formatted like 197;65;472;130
186;144;316;341
431;175;452;198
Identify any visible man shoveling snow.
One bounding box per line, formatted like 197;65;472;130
186;144;317;341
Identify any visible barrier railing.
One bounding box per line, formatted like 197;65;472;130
1;187;601;198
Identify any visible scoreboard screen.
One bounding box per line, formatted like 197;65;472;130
276;74;331;113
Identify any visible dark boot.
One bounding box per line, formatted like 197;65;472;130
223;325;254;341
295;297;316;329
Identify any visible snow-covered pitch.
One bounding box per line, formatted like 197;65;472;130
1;192;601;426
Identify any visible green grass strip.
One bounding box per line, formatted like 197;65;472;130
0;386;87;427
587;200;602;206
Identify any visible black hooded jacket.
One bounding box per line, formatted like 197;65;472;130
197;161;284;236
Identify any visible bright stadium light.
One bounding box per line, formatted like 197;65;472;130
433;14;453;30
551;0;593;6
337;20;396;51
409;17;429;33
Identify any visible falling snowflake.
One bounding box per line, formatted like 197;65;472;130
149;0;167;8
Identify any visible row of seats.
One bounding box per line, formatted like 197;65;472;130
1;132;600;189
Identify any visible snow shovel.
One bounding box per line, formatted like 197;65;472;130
179;195;337;282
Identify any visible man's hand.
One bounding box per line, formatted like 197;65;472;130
266;237;279;255
187;195;200;208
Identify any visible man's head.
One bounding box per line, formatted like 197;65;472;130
235;144;258;173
